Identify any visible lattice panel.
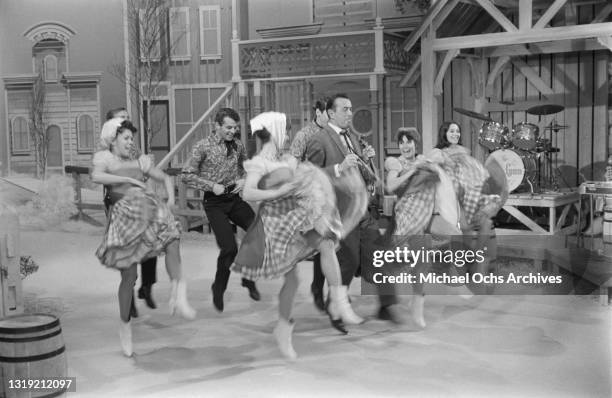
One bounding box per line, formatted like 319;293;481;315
240;33;375;79
383;34;409;72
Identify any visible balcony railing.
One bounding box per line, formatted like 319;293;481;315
238;31;390;79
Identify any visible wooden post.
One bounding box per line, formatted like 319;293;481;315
421;24;437;153
0;205;23;317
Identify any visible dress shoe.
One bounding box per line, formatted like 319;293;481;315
377;305;406;325
138;285;157;309
311;287;325;312
329;285;364;325
241;279;261;301
211;283;224;312
129;296;138;319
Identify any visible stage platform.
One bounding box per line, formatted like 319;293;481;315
496;191;580;235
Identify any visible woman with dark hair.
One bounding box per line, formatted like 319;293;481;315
232;112;367;360
383;128;450;327
92;118;196;358
435;121;462;149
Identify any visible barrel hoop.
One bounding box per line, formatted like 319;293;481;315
38;388;68;398
0;345;65;363
0;318;60;334
0;328;62;343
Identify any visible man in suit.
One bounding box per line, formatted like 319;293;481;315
306;93;402;324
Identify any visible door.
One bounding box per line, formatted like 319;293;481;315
143;100;170;165
46;125;62;168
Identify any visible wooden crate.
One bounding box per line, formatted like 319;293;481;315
0;207;23;317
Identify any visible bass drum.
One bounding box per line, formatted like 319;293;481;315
485;149;537;193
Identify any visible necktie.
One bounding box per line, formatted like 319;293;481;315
340;130;355;154
224;140;237;156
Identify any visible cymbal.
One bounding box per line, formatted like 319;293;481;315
453;107;493;122
526;104;564;115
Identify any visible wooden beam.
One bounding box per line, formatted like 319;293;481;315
597;35;612;51
592;3;612;23
474;0;518;32
421;25;437;152
432;22;612;50
402;0;449;52
510;57;555;96
434;0;460;31
485;55;510;97
533;0;567;29
399;57;421;87
434;49;459;95
484;38;607;56
519;0;533;30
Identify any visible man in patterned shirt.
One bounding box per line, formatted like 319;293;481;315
182;108;259;312
289;98;328;312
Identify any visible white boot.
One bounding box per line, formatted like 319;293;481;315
119;319;133;357
169;280;197;320
411;295;426;329
329;285;364;325
273;318;297;361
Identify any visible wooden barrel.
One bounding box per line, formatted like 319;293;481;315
0;314;67;397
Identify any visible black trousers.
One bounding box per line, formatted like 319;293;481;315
203;192;255;292
104;195;157;286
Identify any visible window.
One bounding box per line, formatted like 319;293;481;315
169;7;190;61
77;114;95;152
199;6;221;59
139;8;162;62
10;116;30;154
44;55;58;82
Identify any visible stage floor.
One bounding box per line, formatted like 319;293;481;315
16;227;612;398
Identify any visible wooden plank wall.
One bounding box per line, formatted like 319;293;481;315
162;0;232;85
441;49;610;188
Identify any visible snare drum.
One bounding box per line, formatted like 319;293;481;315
479;122;510;151
486;149;537;192
511;122;539;150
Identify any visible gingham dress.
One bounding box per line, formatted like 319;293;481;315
386;156;438;238
433;146;501;226
93;152;181;269
232;156;342;280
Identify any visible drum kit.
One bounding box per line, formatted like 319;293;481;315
454;104;567;194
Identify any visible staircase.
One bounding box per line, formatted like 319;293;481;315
156;84;235;230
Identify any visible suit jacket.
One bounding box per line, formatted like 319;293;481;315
306;124;363;176
306;124;365;219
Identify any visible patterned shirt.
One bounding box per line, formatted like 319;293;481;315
289;121;324;161
181;133;247;192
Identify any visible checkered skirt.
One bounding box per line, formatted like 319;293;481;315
438;149;499;226
96;188;181;269
232;162;344;280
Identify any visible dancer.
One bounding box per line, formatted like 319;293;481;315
383;128;433;327
92;118;196;357
232;112;367;360
306;94;397;324
289;98;329;312
104;107;158;314
181;108;260;312
429;121;505;288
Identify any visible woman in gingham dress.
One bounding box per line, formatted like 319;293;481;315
429;122;505;289
384;128;459;328
232;112;367;360
92;118;196;358
430;122;502;227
